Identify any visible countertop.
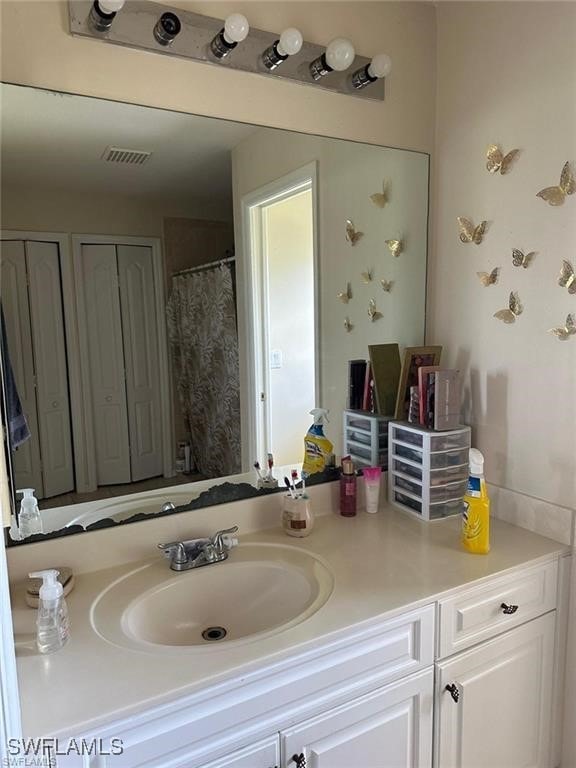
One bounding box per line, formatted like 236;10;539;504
11;506;568;738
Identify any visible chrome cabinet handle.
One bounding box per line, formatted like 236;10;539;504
291;754;306;768
501;602;519;615
445;683;460;703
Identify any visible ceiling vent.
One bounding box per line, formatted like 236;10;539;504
101;146;152;166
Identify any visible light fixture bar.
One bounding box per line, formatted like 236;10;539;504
68;0;385;101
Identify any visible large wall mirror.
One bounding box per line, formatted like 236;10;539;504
0;82;429;544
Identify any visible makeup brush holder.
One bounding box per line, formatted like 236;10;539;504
282;494;314;538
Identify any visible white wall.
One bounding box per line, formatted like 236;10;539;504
429;4;576;764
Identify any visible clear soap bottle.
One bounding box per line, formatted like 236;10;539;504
17;488;43;538
29;569;70;654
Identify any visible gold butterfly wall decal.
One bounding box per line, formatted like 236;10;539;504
380;279;393;292
338;283;352;303
345;219;363;246
370;182;388;209
367;299;382;322
385;239;403;258
558;260;576;294
536;161;575;206
361;269;373;284
486;144;520;175
512;248;536;269
476;268;499;287
457;217;487;245
344;317;353;333
549;314;576;341
494;291;523;324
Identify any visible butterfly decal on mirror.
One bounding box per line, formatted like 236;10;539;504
476;268;499;287
457;217;487;245
344;317;353;333
345;219;363;246
486;144;520;175
385;239;403;258
361;269;373;284
338;283;352;303
494;291;523;324
380;279;393;292
512;248;535;269
536;162;575;206
367;299;382;322
549;314;575;341
558;260;576;294
370;182;388;209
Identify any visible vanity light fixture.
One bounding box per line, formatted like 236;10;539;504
210;13;250;59
88;0;124;32
309;38;356;81
261;27;303;70
153;12;181;45
352;53;392;90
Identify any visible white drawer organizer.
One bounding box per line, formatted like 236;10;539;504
343;409;391;470
388;422;471;520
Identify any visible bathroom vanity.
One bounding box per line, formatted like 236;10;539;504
10;505;569;768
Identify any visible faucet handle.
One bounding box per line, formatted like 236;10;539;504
211;525;239;553
157;541;188;566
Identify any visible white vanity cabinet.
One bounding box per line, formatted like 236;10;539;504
199;736;279;768
434;560;559;768
280;669;433;768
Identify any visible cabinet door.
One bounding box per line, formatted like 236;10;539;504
117;245;162;482
281;669;433;768
200;736;279;768
436;612;555;768
82;243;131;485
26;240;75;497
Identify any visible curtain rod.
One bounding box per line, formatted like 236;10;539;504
172;256;235;279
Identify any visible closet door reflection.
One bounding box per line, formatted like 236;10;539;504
82;242;162;486
1;239;74;498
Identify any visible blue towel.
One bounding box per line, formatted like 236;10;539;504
1;305;31;448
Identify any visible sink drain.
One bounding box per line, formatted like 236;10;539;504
202;626;227;642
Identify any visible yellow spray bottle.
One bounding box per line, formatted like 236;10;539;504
462;448;490;554
302;408;334;476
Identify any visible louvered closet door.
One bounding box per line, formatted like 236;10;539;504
0;240;44;496
26;241;74;497
117;245;162;481
82;243;131;485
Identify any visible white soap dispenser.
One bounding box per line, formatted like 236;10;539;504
17;488;43;538
29;569;70;654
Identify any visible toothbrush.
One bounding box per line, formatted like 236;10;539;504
291;469;299;495
253;462;264;482
301;470;308;497
284;477;295;499
267;453;274;480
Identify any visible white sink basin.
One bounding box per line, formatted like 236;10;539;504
91;543;334;653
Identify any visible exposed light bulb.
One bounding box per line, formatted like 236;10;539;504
368;53;392;79
98;0;125;12
324;38;355;72
261;27;303;70
309;37;355;81
211;13;250;59
352;53;392;90
89;0;125;32
223;13;249;44
277;28;303;57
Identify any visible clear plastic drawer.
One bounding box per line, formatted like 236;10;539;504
393;444;423;464
430;448;469;469
392;459;423;481
429;464;468;486
390;425;424;447
428;498;463;519
394;491;422;515
430;431;470;452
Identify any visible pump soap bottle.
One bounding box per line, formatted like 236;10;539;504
29;569;70;654
17;488;43;538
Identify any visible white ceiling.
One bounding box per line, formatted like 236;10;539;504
0;84;257;210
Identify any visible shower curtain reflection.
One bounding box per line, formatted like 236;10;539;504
166;262;241;478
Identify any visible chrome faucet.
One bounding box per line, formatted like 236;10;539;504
158;526;239;571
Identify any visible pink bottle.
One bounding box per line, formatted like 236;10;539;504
340;458;357;517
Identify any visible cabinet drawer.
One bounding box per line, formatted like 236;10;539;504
438;559;558;658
